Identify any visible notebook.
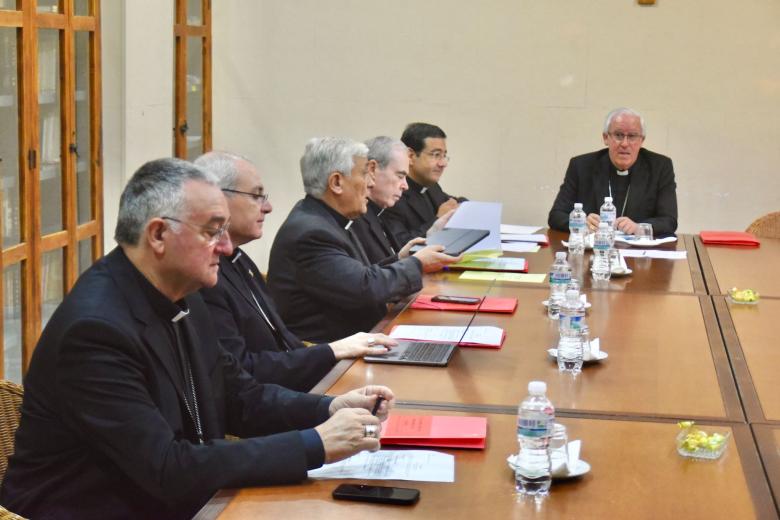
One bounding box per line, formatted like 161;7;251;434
700;231;760;247
410;295;518;314
410;228;490;256
363;341;457;367
380;415;488;449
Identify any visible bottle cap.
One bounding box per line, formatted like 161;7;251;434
598;222;609;229
528;381;547;395
555;251;567;260
574;203;583;209
605;196;613;202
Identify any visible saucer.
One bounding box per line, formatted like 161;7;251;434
507;453;591;479
610;267;633;277
542;300;591;309
548;348;608;363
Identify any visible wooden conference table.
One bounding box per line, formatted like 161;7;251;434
198;231;780;519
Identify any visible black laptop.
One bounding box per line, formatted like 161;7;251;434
363;341;457;367
409;228;490;256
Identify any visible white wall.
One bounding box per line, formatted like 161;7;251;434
106;0;780;268
101;0;174;250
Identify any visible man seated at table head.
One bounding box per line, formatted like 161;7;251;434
548;107;678;236
382;122;466;245
195;151;396;392
0;157;395;519
351;136;455;265
267;137;457;344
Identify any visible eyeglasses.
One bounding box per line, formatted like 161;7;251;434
222;188;270;205
608;132;643;144
162;216;230;246
421;151;451;163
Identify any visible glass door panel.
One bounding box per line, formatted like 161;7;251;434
185;36;203;160
36;0;60;13
77;237;92;275
41;248;63;329
0;0;18;11
0;27;21;247
3;263;23;383
74;31;92;223
74;0;90;16
38;28;63;235
187;0;202;25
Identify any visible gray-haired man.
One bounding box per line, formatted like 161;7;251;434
1;157;395;519
267;137;456;343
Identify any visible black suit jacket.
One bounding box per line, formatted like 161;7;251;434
351;200;401;265
267;196;423;343
548;148;678;236
381;178;458;245
199;249;337;392
1;248;332;519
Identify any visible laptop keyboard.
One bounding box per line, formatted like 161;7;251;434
400;342;454;363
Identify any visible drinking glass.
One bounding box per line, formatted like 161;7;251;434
636;223;653;241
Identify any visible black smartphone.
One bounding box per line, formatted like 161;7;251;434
431;295;482;305
332;484;420;505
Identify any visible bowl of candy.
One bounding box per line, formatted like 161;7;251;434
676;421;730;460
727;287;760;305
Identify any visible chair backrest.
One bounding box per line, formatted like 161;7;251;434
0;380;23;485
746;211;780;239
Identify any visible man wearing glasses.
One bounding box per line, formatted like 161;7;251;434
382;122;466;245
548;108;678;236
196;151;396;391
2;158;395;518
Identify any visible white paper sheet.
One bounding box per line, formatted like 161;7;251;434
500;224;543;235
619;249;687;260
389;325;504;346
613;235;677;247
445;201;502;252
307;450;455;483
501;242;541;253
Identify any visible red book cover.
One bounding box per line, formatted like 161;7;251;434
410;295;518;314
700;231;760;247
380;415;487;449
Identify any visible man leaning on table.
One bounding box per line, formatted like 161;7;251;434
0;157;395;519
267;137;458;344
382;122;466;245
351;136;453;265
196;151;395;392
548;107;678;236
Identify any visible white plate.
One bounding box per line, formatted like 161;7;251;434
610;267;633;277
542;300;592;309
507;454;591;479
548;348;608;363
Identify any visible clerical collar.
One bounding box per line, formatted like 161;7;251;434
616;169;630;176
344;220;354;230
307;194;349;228
367;199;384;217
230;249;243;264
405;176;428;194
124;248;191;323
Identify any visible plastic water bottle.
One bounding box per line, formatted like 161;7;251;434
567;203;586;256
592;222;611;281
547;252;571;319
600;196;617;243
515;381;554;496
558;289;585;374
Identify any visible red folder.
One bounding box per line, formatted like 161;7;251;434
700;231;760;247
380;415;487;449
410;295;518;314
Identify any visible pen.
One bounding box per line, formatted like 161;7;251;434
371;396;384;416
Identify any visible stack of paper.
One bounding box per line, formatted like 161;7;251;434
381;415;488;449
389;325;505;348
308;450;455;482
448;257;528;273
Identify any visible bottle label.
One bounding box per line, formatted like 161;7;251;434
517;417;551;437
